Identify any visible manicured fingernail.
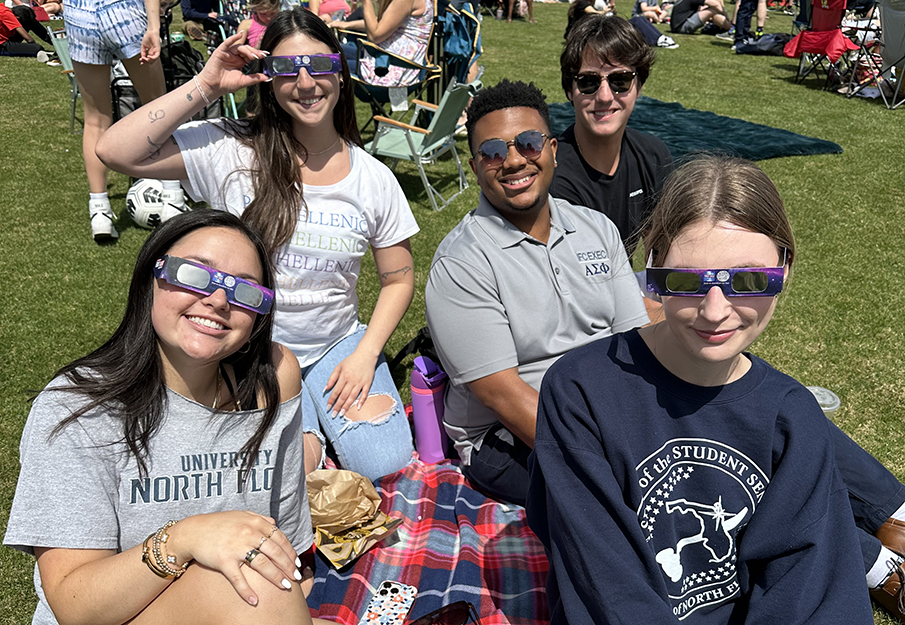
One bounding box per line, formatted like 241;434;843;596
331;409;338;418
338;409;346;418
249;595;258;606
295;556;302;567
282;578;292;589
294;568;302;580
264;76;273;82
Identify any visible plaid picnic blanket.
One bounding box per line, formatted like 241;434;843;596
306;461;550;625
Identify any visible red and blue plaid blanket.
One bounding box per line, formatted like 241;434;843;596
306;461;550;625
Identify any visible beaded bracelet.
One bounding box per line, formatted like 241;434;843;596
192;75;213;107
141;520;190;579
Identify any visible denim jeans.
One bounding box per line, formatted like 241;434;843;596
300;325;414;481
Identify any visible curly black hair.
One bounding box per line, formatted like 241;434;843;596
464;79;551;154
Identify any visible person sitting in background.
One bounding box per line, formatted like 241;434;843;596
181;0;238;41
336;0;432;86
0;3;45;55
669;0;730;34
238;0;280;47
309;0;351;24
10;3;52;44
507;0;533;23
564;0;614;38
633;0;668;22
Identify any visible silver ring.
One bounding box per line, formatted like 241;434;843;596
244;548;260;565
257;535;268;550
268;524;278;539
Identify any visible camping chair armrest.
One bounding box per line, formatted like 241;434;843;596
374;116;430;134
63;69;74;75
411;99;438;111
357;38;440;73
335;27;367;43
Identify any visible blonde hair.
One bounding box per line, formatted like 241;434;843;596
645;155;795;269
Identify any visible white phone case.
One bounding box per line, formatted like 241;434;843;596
356;580;418;625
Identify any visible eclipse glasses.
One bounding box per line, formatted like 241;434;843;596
262;54;342;77
408;601;482;625
154;255;274;314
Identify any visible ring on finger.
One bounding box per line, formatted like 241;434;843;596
267;524;278;539
244;548;260;565
257;534;269;550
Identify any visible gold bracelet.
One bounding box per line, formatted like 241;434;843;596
144;521;191;579
141;534;172;579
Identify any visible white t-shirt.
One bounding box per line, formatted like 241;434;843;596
174;121;420;367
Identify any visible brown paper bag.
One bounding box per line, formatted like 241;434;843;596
306;469;402;569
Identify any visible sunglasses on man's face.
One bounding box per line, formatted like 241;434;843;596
573;70;637;95
408;601;482;625
475;130;550;167
153;255;274;314
262;54;342;77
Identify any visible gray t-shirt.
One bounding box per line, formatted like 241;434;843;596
425;195;649;465
4;376;311;625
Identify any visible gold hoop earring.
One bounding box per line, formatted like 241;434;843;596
236;342;251;355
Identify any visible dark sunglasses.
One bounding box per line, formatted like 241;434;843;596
262;54;342;77
153;255;274;314
475;130;550;167
573;70;637;95
408;601;482;625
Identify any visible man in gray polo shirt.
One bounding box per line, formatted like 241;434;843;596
425;79;649;506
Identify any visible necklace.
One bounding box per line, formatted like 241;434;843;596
305;136;341;157
211;366;223;410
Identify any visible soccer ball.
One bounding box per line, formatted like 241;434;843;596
126;178;165;229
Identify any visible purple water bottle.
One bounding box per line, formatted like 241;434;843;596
410;356;448;464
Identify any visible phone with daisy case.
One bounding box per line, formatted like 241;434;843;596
356;580;418;625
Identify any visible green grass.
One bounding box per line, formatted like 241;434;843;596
1;4;904;622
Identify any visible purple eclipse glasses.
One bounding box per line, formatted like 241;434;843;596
154;255;274;314
262;54;342;77
646;250;787;297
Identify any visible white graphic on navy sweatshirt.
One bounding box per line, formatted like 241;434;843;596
636;439;769;620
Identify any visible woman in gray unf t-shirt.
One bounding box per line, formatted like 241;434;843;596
4;211;326;625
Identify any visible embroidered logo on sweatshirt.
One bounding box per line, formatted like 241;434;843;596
635;439;769;620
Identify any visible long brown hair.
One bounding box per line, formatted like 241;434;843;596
644;155;795;269
223;8;362;256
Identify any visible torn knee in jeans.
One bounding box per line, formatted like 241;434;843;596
336;393;398;434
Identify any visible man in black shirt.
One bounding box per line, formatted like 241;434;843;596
669;0;731;34
550;15;673;259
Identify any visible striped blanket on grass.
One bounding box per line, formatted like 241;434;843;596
306;461;550;625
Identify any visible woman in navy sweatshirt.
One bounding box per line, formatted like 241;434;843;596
527;155;874;624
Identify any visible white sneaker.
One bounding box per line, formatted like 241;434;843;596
89;200;119;242
159;187;189;224
657;35;680;49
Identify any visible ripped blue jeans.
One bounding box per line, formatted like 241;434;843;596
300;326;414;481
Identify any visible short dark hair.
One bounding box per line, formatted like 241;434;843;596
561;15;656;99
465;79;551;154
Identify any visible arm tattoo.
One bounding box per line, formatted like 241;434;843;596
186;91;194;102
147;136;164;160
380;265;412;282
148;109;165;123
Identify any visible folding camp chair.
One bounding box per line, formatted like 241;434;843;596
784;0;860;87
366;77;482;211
49;29;81;134
439;1;483;86
338;0;443;130
845;0;905;107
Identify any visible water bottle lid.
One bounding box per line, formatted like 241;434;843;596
413;356;447;386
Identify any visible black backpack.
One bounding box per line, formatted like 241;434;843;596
734;33;793;56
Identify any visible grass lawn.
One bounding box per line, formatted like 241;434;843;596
1;3;904;622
